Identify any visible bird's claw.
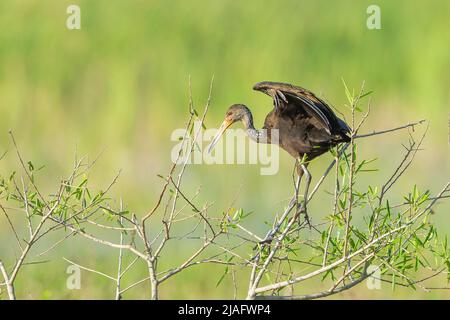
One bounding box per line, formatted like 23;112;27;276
296;201;311;229
303;206;312;229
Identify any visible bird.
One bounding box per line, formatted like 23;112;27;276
208;81;351;219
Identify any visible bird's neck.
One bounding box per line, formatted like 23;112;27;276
242;111;268;143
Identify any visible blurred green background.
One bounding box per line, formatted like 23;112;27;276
0;0;449;299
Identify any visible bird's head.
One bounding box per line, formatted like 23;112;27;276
208;104;250;153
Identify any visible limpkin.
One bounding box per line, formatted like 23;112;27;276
208;81;351;217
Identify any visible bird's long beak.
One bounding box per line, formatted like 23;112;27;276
207;119;233;154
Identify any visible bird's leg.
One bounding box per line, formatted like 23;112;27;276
292;168;303;209
286;160;304;238
300;163;312;227
292;159;304;221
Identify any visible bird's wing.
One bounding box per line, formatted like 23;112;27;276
253;81;345;135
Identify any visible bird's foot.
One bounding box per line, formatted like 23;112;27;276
296;202;311;229
303;209;312;229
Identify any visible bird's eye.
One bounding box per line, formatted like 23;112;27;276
226;112;232;116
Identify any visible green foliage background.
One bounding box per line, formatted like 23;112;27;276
0;0;449;299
